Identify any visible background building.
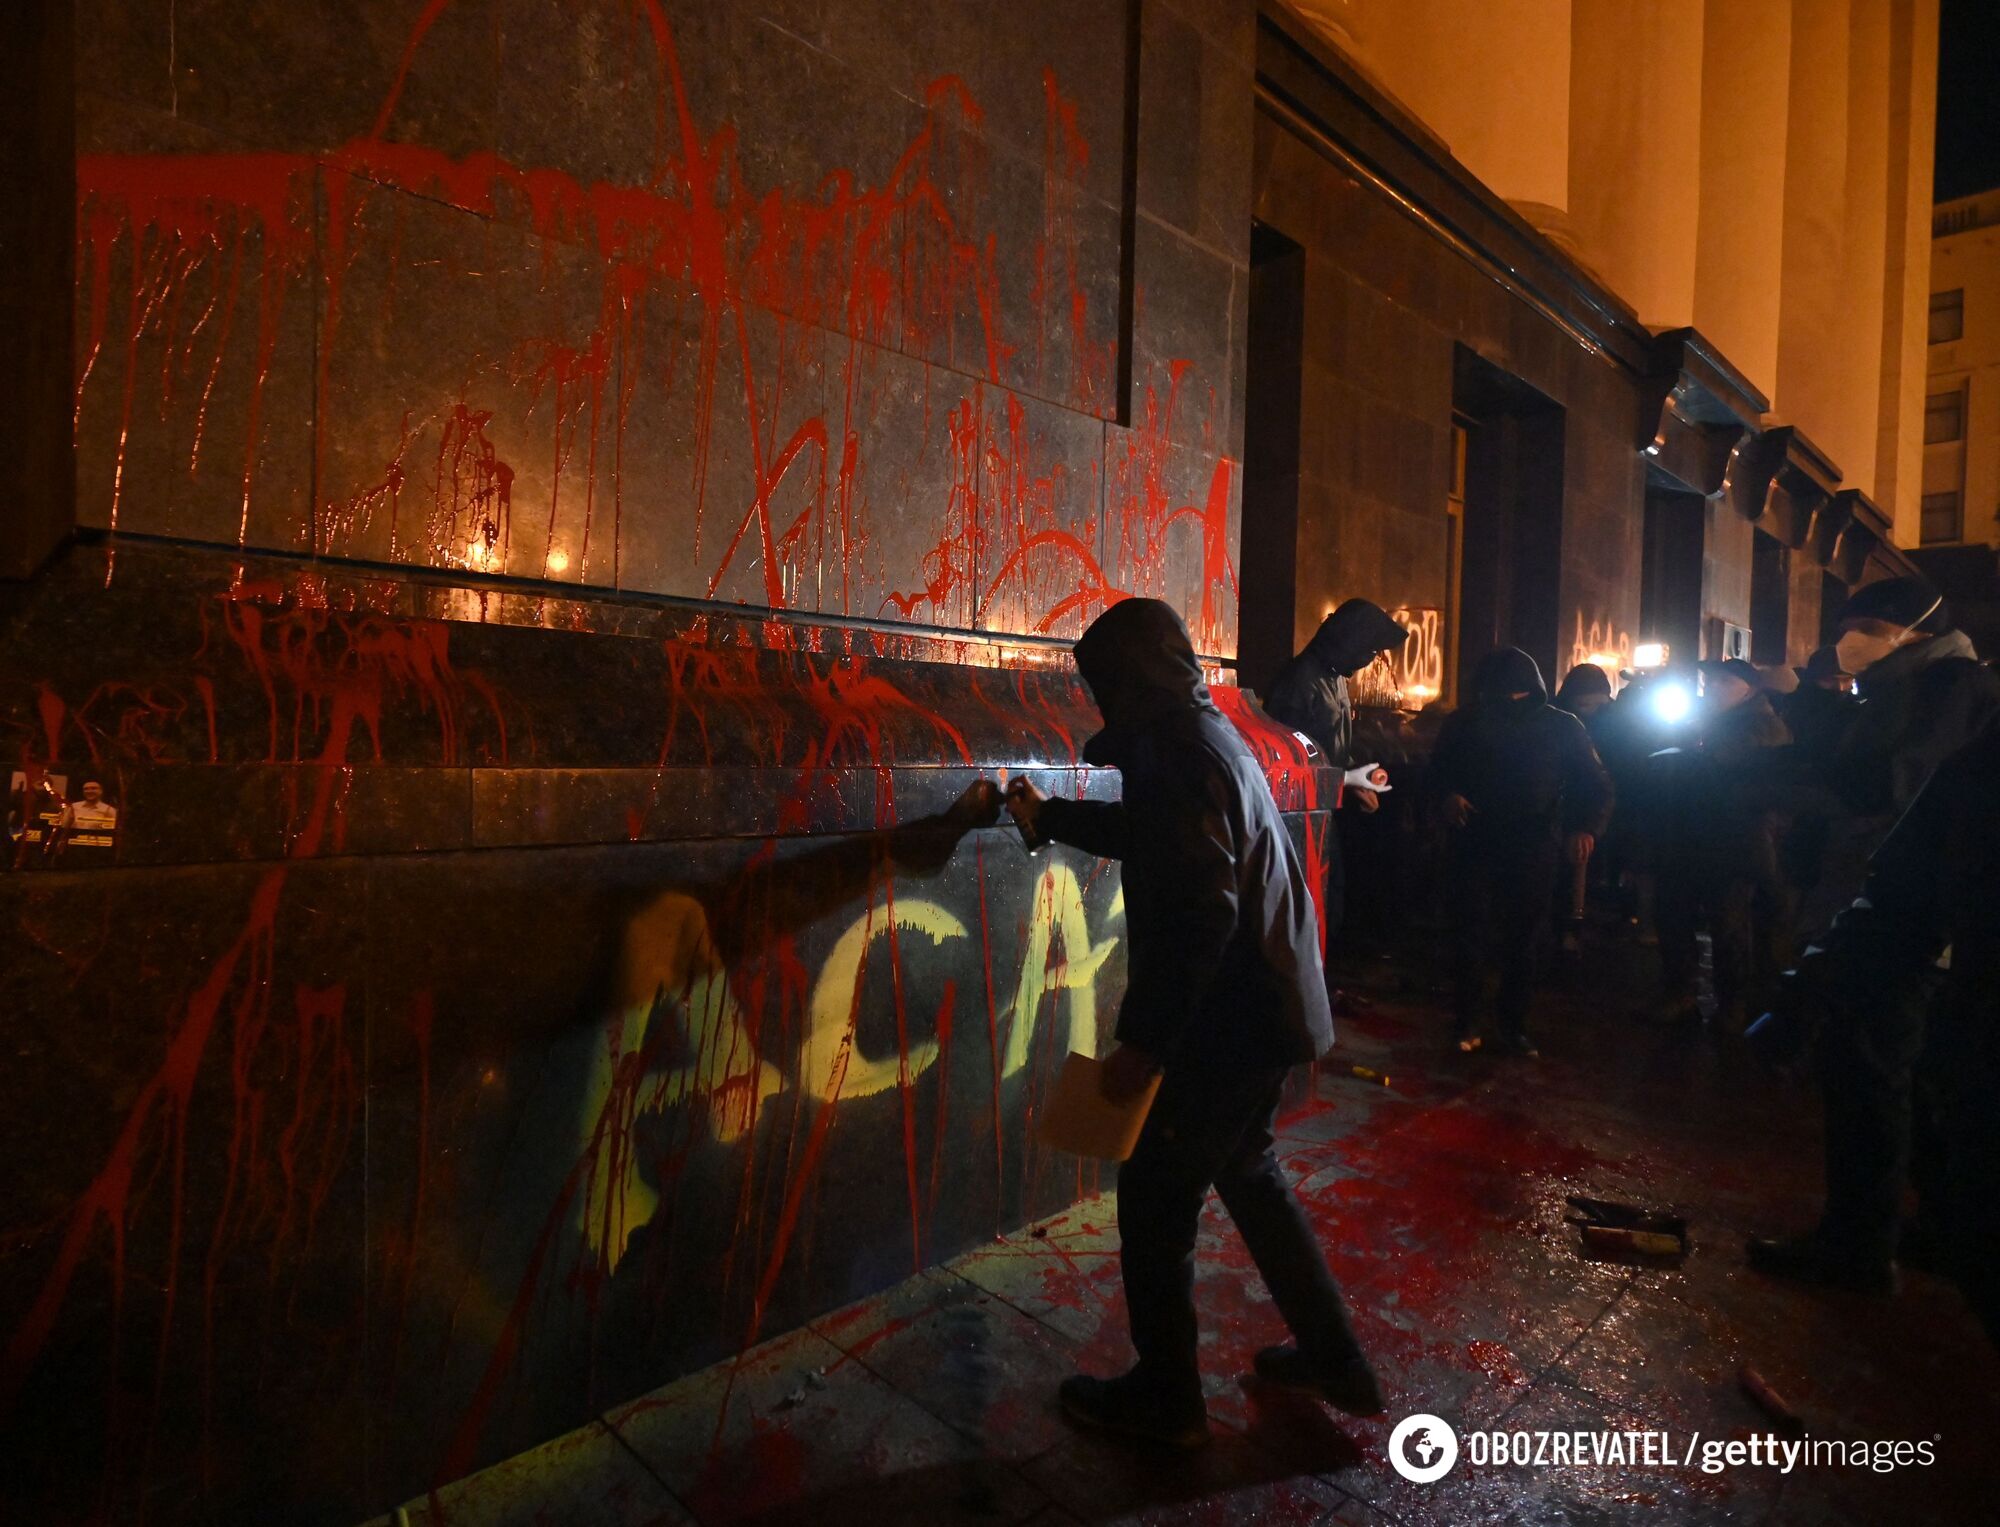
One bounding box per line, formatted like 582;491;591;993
1912;186;2000;650
1924;188;2000;548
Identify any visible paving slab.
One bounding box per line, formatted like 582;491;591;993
364;1419;690;1527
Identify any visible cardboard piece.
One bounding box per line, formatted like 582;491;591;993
1036;1052;1162;1162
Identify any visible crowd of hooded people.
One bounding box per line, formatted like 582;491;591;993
1263;577;2000;1348
969;576;1991;1451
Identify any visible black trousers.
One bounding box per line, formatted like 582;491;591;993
1450;840;1558;1042
1117;1062;1362;1404
1814;975;1940;1269
1824;971;1944;1271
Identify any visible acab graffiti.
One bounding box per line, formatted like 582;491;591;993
577;860;1122;1274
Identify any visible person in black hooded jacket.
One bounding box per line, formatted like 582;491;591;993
1431;648;1613;1055
1264;599;1411;944
1795;577;2000;941
1748;720;2000;1331
1005;598;1381;1447
1744;580;1999;1295
1265;599;1412;774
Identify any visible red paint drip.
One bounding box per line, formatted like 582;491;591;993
973;840;1005;1190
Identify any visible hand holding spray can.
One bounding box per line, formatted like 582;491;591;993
1004;776;1051;854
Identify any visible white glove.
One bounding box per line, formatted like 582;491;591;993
1342;763;1391;793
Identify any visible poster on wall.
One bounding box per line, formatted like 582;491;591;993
7;771;68;864
6;773;118;865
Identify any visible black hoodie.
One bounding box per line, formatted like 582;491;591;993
1263;600;1410;767
1430;648;1613;852
1038;599;1336;1068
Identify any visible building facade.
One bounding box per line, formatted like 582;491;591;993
1245;0;1936;696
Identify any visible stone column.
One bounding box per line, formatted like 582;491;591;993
1567;0;1704;327
1341;0;1574;212
1692;0;1792;403
1773;0;1853;443
1835;0;1893;495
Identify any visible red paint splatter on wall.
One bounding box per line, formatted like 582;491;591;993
18;1;1268;1513
70;3;1237;652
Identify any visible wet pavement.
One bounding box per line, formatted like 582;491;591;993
367;933;2000;1525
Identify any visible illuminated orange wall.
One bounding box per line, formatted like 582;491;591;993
1313;0;1940;544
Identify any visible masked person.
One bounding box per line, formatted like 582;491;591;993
1822;578;1999;828
1795;577;1998;942
1552;661;1614;724
1263;600;1410;943
1749;580;1999;1291
1005;599;1381;1448
1431;649;1613;1056
1750;721;2000;1330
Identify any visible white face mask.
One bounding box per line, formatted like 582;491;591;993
1834;628;1903;676
1835;594;1942;677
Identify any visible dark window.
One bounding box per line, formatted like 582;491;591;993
1929;289;1964;344
1926;389;1965;443
1921;492;1962;545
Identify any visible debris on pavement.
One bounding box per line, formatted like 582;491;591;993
1566;1194;1689;1261
1740;1364;1807;1437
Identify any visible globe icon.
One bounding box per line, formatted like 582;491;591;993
1389;1413;1459;1482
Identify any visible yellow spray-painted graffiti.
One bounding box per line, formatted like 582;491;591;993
577;861;1123;1273
1000;868;1121;1075
800;896;965;1100
578;892;785;1272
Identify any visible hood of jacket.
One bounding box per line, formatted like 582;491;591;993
1470;646;1548;714
1305;599;1410;678
1554;662;1613;710
1073;598;1218;765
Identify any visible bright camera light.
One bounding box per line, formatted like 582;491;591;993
1633;642;1668;669
1652;682;1692;724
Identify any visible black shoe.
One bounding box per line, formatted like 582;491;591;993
1058;1372;1210;1449
1252;1346;1386;1418
1491;1033;1540;1060
1745;1234;1898;1295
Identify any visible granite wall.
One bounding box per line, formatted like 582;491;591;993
70;0;1250;657
0;540;1331;1524
3;2;1291;1521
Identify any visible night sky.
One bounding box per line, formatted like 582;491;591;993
1935;0;2000;201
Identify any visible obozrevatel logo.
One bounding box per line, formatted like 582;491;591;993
1389;1413;1460;1483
